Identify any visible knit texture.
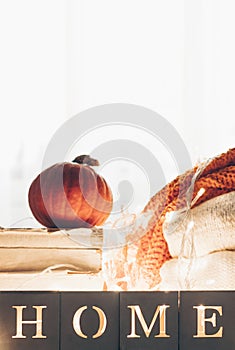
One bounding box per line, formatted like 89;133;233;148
136;148;235;288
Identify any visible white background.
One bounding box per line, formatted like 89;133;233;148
0;0;235;226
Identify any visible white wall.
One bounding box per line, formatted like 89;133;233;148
183;0;235;159
0;0;66;225
0;0;235;226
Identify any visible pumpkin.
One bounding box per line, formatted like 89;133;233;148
28;155;113;228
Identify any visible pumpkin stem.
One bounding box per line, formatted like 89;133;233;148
72;155;100;166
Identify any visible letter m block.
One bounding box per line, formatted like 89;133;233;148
120;291;178;350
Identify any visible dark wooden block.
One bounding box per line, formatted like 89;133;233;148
60;291;119;350
0;291;59;350
120;291;178;350
180;291;235;350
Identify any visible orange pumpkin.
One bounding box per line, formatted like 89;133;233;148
28;155;113;228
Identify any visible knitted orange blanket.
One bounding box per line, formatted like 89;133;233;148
136;148;235;288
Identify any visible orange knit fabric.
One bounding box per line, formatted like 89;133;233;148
136;148;235;288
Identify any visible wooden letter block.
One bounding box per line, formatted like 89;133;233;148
0;291;59;350
60;291;119;350
180;291;235;350
120;291;178;350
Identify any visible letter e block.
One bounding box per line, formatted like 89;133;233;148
179;291;235;350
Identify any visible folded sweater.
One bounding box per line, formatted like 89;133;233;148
136;148;235;288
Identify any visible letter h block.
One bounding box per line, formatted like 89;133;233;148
120;291;178;350
0;292;60;350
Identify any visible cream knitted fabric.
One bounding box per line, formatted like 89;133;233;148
163;191;235;258
159;251;235;290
